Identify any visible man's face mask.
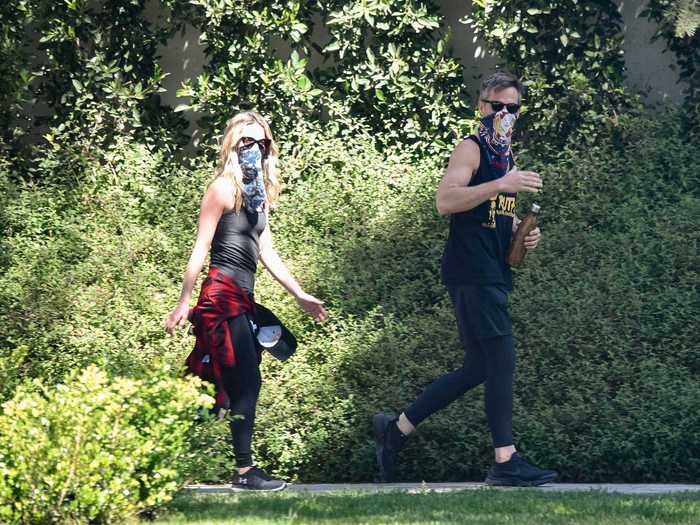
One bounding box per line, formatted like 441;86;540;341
481;108;518;149
479;107;518;156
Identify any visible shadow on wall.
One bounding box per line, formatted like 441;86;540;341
617;0;683;103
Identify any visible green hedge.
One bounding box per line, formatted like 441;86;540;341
249;109;700;483
0;366;212;523
1;111;698;484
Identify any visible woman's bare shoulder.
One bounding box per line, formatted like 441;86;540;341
204;176;235;209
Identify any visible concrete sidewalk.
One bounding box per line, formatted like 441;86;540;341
186;482;700;496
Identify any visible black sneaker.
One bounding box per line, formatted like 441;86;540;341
231;466;287;492
373;412;406;483
485;452;558;487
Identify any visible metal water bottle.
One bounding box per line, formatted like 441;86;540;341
506;203;540;267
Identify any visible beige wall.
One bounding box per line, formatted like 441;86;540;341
618;0;683;103
155;0;686;135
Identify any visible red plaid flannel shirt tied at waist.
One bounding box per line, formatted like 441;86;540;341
186;267;259;410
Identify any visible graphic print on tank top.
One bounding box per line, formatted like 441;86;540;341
478;110;517;229
482;193;517;229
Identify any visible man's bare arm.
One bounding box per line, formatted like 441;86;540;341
436;140;542;216
436;139;502;216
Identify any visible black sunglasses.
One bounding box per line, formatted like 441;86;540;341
238;136;271;156
482;100;521;114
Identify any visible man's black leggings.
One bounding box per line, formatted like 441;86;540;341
220;313;261;468
403;284;515;448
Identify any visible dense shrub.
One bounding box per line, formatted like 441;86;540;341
1;111;697;484
0;139;206;392
241;109;699;483
0;365;213;524
465;0;633;153
168;0;475;155
0;0;189;165
0;1;34;155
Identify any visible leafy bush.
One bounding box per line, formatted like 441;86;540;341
0;365;213;524
168;0;476;155
246;109;700;483
0;139;205;391
1;111;697;485
0;0;188;164
2;0;646;163
465;0;633;153
0;1;34;156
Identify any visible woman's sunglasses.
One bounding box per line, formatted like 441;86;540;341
238;136;271;157
482;100;521;114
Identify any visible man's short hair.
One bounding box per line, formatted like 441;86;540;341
480;71;523;101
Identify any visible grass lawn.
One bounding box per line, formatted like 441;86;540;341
153;489;700;525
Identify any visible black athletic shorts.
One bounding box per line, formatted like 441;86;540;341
448;284;512;340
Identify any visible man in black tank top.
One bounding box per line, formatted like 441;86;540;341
373;72;558;486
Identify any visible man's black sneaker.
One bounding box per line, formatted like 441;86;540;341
231;466;287;492
373;412;406;483
485;452;558;487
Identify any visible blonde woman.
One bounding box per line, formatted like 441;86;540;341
165;111;327;491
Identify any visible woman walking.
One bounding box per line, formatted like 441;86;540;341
165;111;327;491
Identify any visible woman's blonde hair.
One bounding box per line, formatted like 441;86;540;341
215;111;281;212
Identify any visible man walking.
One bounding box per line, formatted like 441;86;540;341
373;71;557;487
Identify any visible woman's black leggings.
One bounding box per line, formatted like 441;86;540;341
220;313;261;468
403;286;516;448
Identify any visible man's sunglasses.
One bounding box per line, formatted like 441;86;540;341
238;136;271;156
481;100;521;114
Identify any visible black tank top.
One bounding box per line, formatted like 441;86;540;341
210;207;267;292
441;135;516;290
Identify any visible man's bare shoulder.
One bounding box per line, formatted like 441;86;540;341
453;137;480;158
448;137;481;173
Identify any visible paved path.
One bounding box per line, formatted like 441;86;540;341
186;483;700;496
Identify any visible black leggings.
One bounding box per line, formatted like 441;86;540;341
403;289;516;448
220;313;261;468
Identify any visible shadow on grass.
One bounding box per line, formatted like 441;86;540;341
156;490;700;525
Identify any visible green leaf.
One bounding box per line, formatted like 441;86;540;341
173;104;191;112
296;75;311;91
560;34;569;46
72;79;83;92
375;88;385;101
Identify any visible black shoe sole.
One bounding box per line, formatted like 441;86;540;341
230;481;288;492
372;413;394;483
484;472;558;487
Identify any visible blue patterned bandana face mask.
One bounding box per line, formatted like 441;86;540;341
237;144;266;212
